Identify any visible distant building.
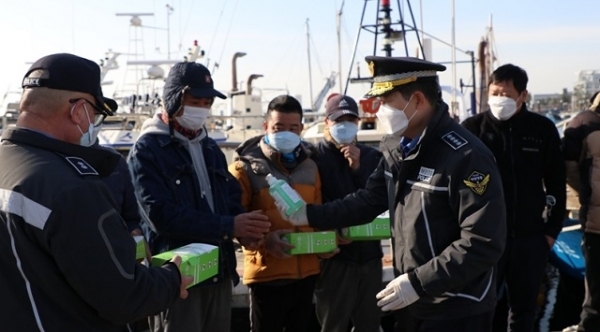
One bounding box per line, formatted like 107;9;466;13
531;89;570;113
573;70;600;111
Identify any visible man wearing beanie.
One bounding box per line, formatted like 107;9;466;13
128;62;271;332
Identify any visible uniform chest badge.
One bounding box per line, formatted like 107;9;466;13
463;171;490;195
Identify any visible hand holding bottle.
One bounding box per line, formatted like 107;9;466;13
274;201;308;226
266;174;309;226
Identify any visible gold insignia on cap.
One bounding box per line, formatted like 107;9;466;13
365;70;439;97
463;171;490;195
368;61;375;77
368;77;418;96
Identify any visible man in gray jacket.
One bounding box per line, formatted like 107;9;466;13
280;56;506;331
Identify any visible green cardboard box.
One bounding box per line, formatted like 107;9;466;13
133;236;146;260
151;243;219;288
282;231;337;255
341;211;391;240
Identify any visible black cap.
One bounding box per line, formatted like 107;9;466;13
364;56;446;97
325;94;359;120
164;62;226;100
22;53;117;115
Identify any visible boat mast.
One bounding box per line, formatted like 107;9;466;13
451;0;457;119
381;0;394;57
306;18;314;110
343;0;368;95
166;4;174;60
337;1;345;94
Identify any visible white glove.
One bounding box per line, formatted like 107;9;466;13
274;201;308;226
376;273;420;311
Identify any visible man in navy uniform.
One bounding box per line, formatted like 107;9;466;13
0;53;190;331
279;56;507;332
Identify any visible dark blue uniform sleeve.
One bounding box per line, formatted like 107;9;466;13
47;183;180;324
307;157;388;229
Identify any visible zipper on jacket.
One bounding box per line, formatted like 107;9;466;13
284;171;303;279
508;125;517;238
396;150;407;269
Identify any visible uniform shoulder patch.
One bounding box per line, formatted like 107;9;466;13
441;131;468;150
463;171;490;195
65;157;99;176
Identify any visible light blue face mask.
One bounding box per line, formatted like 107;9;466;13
329;121;359;144
74;104;98;147
266;131;301;153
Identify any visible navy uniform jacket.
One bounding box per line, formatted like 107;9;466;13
0;128;180;331
307;102;506;320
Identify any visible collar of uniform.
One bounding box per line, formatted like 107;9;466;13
400;135;422;158
1;127;121;177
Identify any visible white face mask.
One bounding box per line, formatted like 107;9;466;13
329;121;359;144
376;96;417;137
267;131;301;153
91;124;102;145
74;104;98;147
176;106;211;130
488;96;518;121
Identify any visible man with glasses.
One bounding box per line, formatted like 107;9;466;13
0;53;192;331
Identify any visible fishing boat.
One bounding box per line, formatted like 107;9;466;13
97;12;272;159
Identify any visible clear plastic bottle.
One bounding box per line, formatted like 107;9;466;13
266;173;306;218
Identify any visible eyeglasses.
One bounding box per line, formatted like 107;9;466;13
69;98;108;127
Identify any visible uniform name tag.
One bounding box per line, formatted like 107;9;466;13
417;167;435;183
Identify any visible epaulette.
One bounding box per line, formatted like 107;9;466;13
441;131;468;150
64;156;99;176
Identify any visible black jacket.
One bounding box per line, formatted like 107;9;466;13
96;145;142;233
307;102;506;320
0;128;180;331
128;116;244;286
313;140;383;264
462;108;566;239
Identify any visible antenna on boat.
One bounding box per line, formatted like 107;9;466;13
345;0;424;93
336;1;345;94
306;18;314;111
115;13;154;87
165;4;174;60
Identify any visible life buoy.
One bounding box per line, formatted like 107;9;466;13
359;98;381;114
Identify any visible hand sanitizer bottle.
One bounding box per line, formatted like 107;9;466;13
266;173;306;218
